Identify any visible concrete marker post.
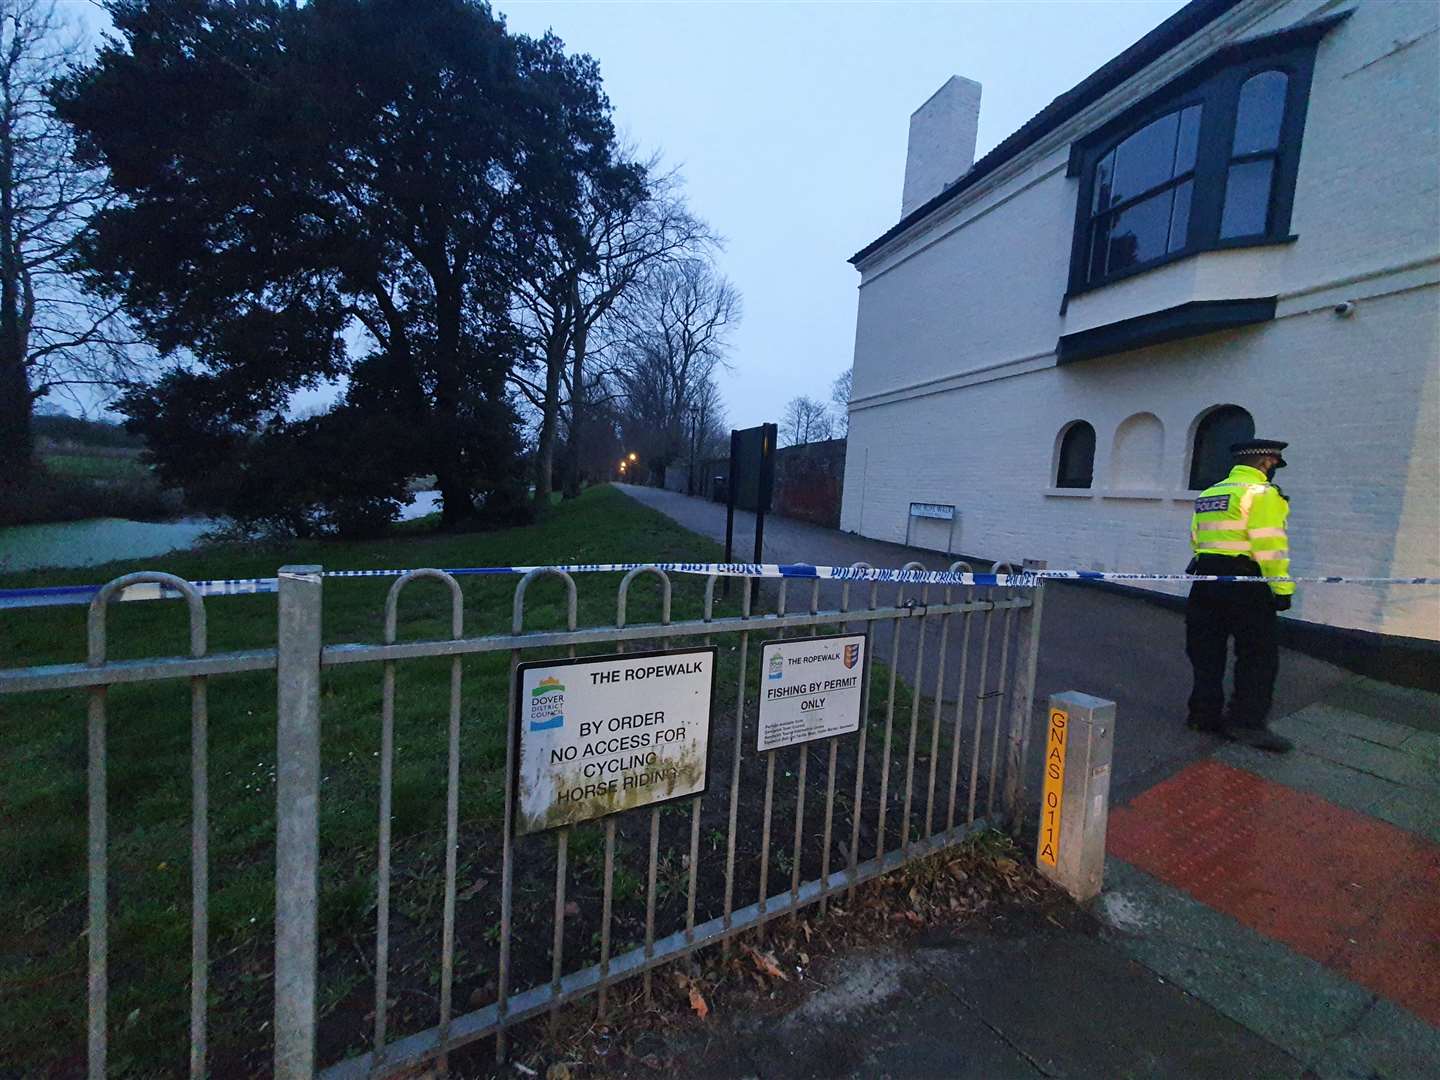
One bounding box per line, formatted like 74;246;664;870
1035;691;1114;903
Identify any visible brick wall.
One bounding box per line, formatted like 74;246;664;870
773;438;847;528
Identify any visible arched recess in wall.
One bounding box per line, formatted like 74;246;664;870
1188;404;1255;489
1111;412;1164;490
1054;420;1095;489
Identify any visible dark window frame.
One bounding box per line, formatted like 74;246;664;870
1083;101;1205;283
1065;22;1334;299
1188;404;1255;491
1055;420;1097;489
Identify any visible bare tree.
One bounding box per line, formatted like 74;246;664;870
511;158;714;504
0;0;142;480
781;395;834;446
681;372;727;492
611;257;739;471
831;366;852;435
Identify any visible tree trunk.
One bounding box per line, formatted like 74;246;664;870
533;332;566;508
0;89;31;485
431;276;474;527
435;464;471;528
561;305;588;499
0;342;29;482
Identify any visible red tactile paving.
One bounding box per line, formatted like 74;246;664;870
1108;758;1440;1027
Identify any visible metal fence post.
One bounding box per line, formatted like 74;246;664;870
1004;559;1046;833
274;566;323;1080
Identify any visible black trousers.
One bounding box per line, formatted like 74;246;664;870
1185;555;1278;729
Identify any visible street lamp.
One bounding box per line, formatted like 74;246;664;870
628;451;638;462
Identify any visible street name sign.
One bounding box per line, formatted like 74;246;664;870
514;647;716;835
757;634;867;752
909;502;955;520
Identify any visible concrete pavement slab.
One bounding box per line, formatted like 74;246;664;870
1322;676;1440;734
917;924;1302;1078
1400;728;1440;763
1308;997;1440;1080
1098;860;1390;1068
694;950;1036;1079
1270;711;1439;792
663;909;1302;1079
1286;699;1418;748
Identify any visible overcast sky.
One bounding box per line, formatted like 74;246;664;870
63;0;1188;426
495;0;1189;429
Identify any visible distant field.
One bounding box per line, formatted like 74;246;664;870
41;449;147;480
3;436;171;526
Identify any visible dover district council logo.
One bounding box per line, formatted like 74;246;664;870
843;643;860;669
768;654;784;681
529;676;565;731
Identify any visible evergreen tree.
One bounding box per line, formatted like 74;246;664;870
54;0;628;528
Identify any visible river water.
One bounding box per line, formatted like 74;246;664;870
0;517;215;573
0;491;442;573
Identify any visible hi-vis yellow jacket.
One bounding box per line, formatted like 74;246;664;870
1190;464;1294;597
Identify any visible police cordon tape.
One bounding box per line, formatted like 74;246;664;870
2;561;1437;610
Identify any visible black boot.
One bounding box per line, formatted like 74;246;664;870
1222;725;1293;753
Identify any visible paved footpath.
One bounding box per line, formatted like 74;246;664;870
616;485;1351;800
1097;678;1439;1078
621;487;1439;1077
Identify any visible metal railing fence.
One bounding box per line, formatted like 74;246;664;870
0;560;1044;1078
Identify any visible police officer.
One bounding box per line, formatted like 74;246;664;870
1185;439;1294;753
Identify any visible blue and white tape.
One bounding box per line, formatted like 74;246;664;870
2;562;1437;610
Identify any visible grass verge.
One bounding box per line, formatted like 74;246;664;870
0;484;946;1076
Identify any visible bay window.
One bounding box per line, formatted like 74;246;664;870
1066;25;1332;296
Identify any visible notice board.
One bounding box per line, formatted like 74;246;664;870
514;648;716;835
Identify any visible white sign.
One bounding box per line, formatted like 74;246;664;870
515;648;715;836
909;502;955;520
757;634;867;752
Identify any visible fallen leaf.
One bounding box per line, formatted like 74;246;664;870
564;900;579;918
742;944;788;981
469;980;497;1009
688;983;709;1020
457;879;486;902
994;857;1019;875
546;1065;572;1080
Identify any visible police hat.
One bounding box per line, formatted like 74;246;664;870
1231;438;1288;469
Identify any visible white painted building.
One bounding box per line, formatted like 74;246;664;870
842;0;1439;641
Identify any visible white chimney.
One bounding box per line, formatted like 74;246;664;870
901;75;982;218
